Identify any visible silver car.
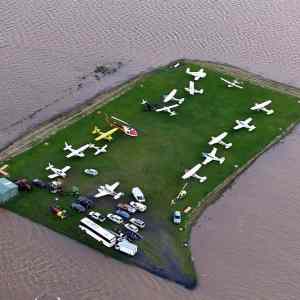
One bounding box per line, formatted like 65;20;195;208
129;217;145;229
107;213;123;224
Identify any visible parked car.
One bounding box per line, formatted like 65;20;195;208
173;211;182;224
115;209;130;220
32;178;48;189
88;211;106;222
129;217;145;229
124;223;139;233
71;202;86;213
129;201;147;212
117;203;136;214
131;187;146;202
77;196;94;209
15;178;32;192
124;229;143;242
84;169;98;176
49;206;67;219
107;213;123;224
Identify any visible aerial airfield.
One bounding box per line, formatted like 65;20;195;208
1;61;300;288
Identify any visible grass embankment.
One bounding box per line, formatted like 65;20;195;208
2;62;300;288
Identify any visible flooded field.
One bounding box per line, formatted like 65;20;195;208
1;1;300;299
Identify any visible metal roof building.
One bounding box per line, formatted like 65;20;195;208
0;178;18;204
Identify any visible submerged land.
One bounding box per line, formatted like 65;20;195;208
1;61;300;288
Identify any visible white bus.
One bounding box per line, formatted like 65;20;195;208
79;217;116;248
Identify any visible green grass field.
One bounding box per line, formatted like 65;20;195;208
2;62;300;288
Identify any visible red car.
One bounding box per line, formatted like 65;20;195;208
49;206;67;219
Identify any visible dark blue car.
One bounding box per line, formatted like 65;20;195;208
115;209;130;220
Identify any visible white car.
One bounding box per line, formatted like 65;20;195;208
88;211;106;222
131;187;146;202
129;201;147;212
129;217;145;229
124;223;139;233
84;169;98;176
107;213;123;224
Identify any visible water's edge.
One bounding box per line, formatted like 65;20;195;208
1;60;299;289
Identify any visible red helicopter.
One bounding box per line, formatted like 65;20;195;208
105;114;138;137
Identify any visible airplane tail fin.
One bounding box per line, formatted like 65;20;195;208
219;157;225;164
200;176;207;183
92;126;102;135
63;142;72;151
225;143;233;149
249;126;256;132
186;67;191;74
267;109;274;115
46;163;53;170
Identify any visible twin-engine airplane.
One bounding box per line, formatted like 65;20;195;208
163;89;185;104
0;164;9;177
94;182;124;199
233;117;256;131
186;67;207;80
141;99;179;117
184;81;204;96
250;100;274;115
63;142;91;158
46;163;71;179
92;126;119;142
220;77;244;89
182;163;207;183
209;132;232;149
89;144;108;156
202;147;225;165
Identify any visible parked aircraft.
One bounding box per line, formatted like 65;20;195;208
46;163;71;179
186;67;207;80
94;182;124;199
92;126;119;142
233;117;256;131
163;89;185;104
63;142;91;158
202;147;225;165
0;164;9;177
155;104;179;116
209;132;232;149
106;114;138;137
220;77;244;89
250;100;274;115
89;144;108;156
182;163;207;183
184;81;204;96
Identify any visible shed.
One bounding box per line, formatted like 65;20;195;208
0;178;18;204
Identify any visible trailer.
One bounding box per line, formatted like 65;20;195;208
114;239;138;256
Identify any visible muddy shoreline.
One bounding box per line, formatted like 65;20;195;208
1;60;300;289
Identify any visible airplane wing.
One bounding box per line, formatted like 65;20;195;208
109;182;120;191
245;117;253;123
233;123;242;130
202;156;212;165
211;147;217;156
48;173;59;179
94;189;110;198
62;166;71;172
66;151;77;158
163;89;177;103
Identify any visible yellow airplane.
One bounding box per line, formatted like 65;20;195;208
0;164;9;177
92;126;119;142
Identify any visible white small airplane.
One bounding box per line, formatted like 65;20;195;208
46;163;71;179
234;117;256;131
89;144;108;156
209;132;232;149
250;100;274;115
186;67;207;80
163;89;185;104
94;182;124;199
155;104;179;116
63;142;91;158
184;81;204;96
202;147;225;165
220;77;244;89
182;163;207;183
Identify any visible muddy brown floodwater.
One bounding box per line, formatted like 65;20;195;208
1;1;300;299
1;126;300;300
